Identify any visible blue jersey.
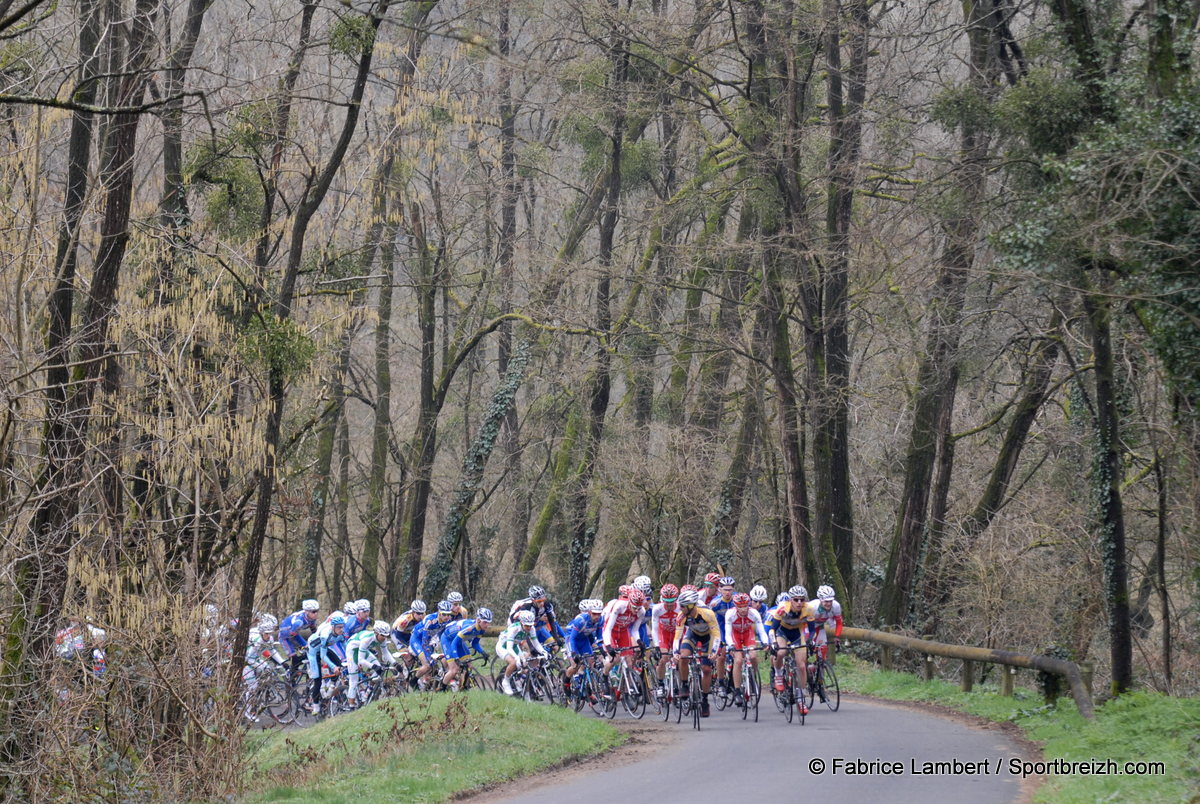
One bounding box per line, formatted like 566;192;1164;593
344;615;371;639
411;613;453;655
279;610;315;654
564;612;603;643
711;596;736;640
441;618;487;660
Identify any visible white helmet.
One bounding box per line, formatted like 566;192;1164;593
258;614;278;630
678;589;700;606
342;601;356;615
373;620;391;636
410;600;427;614
586;599;604;613
88;626;106;642
448;591;464;604
817;585;835;601
578;599;591;612
517;610;537;628
632;575;652;594
775;592;791;605
356;599;371;612
749;585;768;602
302;599;320;612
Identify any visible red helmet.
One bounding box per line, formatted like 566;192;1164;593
704;572;721;586
628;589;646;607
618;584;632;599
660;584;679;601
733;593;751;607
680;584;698;594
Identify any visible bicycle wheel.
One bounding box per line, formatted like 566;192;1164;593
586;670;609;717
690;680;702;731
643;666;663;717
793;677;806;725
621;667;646;719
536;668;558;705
748;668;760;722
713;669;732;711
819;661;840;711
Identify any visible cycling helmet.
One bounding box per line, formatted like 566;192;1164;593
617;584;632;599
410;600;427;614
749;585;768;602
517;610;536;627
528;585;546;599
586;599;605;613
89;627;107;642
733;593;750;607
373;620;391;636
719;576;735;587
330;613;346;627
476;607;494;622
703;572;721;586
776;592;791;605
578;599;591;612
678;589;700;606
680;584;698;594
632;575;652;594
788;584;808;600
817;585;836;601
356;599;371;612
258;614;278;630
342;601;356;617
660;583;679;601
628;589;646;607
437;600;454;613
302;599;320;612
448;591;464;604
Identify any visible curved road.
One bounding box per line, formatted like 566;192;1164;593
477;694;1035;804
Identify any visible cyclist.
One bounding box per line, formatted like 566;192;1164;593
391;599;427;662
306;611;346;715
411;601;456;688
766;584;813;715
650;584;682;695
748;584;771;621
710;576;737;693
724;593;769;706
440;608;493;690
345;599;372;638
447;591;468;620
672;588;721;717
509;585;565;649
562;599;605;697
87;625;107;678
345;620;396;709
279;599;320;673
497;610;548;695
700;572;722;606
601;587;644;679
805;585;843;702
631;576;654;647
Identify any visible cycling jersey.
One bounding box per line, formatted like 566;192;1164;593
496;622;547;662
601;599;640;650
440;618;488;661
344;612;372;638
305;621;345;678
410;613;454;660
805;599;844;644
564;612;604;656
766;600;813;643
724;607;769;649
346;630;393;670
390;610;422;652
650;602;682;651
673;605;721;651
710;595;736;640
278;610;317;655
509;598;565;643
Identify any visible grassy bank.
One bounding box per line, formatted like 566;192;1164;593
835;654;1200;802
243;691;624;803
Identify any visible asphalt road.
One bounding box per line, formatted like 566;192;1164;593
480;693;1033;804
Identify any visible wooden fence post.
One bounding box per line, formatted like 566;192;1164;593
961;659;974;692
1080;661;1094;700
922;635;934;681
1001;666;1015;696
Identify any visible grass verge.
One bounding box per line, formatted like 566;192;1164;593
243;690;624;803
835;654;1200;803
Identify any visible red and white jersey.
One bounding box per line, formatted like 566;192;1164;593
601;598;639;647
724;607;769;648
651;602;682;650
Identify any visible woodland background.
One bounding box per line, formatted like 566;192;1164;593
0;0;1197;797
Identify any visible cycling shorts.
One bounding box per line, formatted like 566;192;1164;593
568;635;596;656
280;633;307;656
605;627;634;651
441;635;470;661
680;632;714;654
728;630;759;651
774;626;804;645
